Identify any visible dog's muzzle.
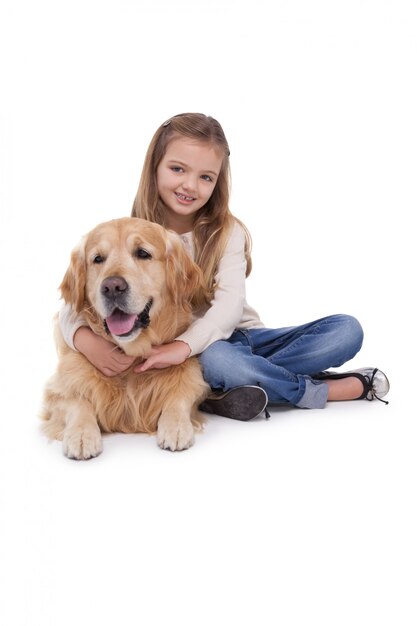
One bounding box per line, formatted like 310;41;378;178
100;278;153;341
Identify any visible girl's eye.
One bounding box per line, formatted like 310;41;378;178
135;248;152;260
171;166;184;173
93;255;105;264
201;174;213;182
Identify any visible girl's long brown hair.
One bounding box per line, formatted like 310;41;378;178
131;113;252;307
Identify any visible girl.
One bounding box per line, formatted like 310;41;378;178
60;113;389;420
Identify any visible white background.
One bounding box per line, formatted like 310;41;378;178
1;1;416;624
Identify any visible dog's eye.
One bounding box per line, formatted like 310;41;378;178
93;255;105;264
135;248;152;260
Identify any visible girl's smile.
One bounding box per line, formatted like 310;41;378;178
175;192;196;204
157;137;223;233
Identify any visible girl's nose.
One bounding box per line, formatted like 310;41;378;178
182;175;197;194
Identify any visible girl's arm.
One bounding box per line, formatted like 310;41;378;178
176;222;250;354
135;223;255;371
59;304;134;376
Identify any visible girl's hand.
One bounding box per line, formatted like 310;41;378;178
74;326;135;377
134;341;191;373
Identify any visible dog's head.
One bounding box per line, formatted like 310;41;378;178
60;217;204;352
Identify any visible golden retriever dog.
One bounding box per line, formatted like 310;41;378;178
41;217;210;459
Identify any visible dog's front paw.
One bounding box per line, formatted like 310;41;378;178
63;424;103;460
157;417;195;452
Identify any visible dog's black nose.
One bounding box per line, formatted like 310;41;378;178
101;276;128;296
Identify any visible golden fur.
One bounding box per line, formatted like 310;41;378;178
41;217;210;459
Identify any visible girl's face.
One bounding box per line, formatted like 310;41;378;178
156;136;223;233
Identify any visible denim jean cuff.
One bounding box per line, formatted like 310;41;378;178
296;378;328;409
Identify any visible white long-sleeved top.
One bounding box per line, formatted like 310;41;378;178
59;222;264;356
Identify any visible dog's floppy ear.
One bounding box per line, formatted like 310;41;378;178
165;231;204;306
59;236;87;313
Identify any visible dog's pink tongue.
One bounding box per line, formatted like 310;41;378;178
106;311;137;336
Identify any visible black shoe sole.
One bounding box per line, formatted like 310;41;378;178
199;386;268;421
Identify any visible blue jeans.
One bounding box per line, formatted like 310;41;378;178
199;314;364;409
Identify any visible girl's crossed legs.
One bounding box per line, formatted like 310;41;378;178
199;314;364;409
